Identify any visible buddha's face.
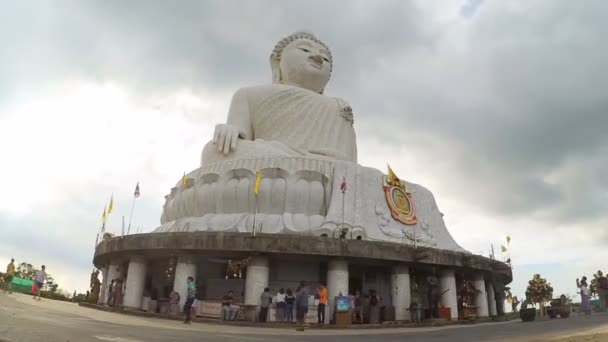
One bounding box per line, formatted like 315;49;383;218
279;39;331;93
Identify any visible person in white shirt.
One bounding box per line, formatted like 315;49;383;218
34;265;47;301
276;288;286;322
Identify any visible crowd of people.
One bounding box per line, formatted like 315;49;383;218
2;258;47;301
577;270;608;316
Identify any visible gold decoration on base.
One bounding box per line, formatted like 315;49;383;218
383;165;417;225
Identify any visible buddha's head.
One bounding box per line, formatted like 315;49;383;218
270;32;333;94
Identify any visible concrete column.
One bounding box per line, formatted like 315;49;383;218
391;264;411;321
124;256;147;310
473;274;489;317
439;269;458;320
98;266;109;305
173;256;197;309
327;259;349;324
486;281;497;316
244;255;269;306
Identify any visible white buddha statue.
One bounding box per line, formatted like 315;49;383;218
201;31;357;165
157;31;466;253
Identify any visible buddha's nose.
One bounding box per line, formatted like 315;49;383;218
310;54;324;64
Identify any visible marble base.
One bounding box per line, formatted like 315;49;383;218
154;157;466;253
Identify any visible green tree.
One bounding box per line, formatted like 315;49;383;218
525;274;553;307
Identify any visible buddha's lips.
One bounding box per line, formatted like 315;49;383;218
308;58;323;69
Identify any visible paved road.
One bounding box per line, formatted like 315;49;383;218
1;293;608;342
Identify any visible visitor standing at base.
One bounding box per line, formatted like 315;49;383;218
183;276;196;324
34;265;47;301
577;277;592;316
317;283;327;324
295;282;309;324
259;288;272;322
4;258;15;293
276;288;286;322
285;288;295;323
597;271;608;312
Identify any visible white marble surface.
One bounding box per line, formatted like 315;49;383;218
154;158;467;253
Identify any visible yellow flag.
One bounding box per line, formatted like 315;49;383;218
108;194;114;214
254;170;263;196
102;206;107;224
506;236;511;244
387;164;400;186
182;171;188;188
501;245;507;253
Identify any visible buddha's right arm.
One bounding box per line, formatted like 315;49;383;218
212;88;253;154
226;88;252;140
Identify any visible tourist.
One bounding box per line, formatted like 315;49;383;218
183;276;196;324
597;271;608;312
284;288;295;323
368;289;380;324
259;287;272;323
352;290;363;323
4;258;15;293
112;278;123;308
317;282;328;324
295;282;309;325
577;277;592;316
34;265;47;301
222;290;238;321
107;279;115;306
275;288;286;322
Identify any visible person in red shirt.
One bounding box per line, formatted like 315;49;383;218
318;282;328;324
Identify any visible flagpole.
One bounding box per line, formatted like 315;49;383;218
127;196;136;235
341;188;346;238
253;197;258;237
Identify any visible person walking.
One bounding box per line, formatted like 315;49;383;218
317;282;328;324
4;258;15;293
577;277;592;316
597;271;608;312
183;276;196;324
295;282;309;325
284;288;295;323
34;265;47;301
259;287;272;323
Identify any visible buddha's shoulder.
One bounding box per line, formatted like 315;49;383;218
235;85;351;107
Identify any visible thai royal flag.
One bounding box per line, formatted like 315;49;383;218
340;177;347;193
134;182;140;198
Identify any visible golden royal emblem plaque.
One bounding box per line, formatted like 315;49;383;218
383;166;418;225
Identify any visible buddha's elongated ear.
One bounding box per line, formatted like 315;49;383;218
270;56;282;84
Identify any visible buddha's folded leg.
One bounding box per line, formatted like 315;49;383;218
201;139;307;165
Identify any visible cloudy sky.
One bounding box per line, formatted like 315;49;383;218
1;0;606;299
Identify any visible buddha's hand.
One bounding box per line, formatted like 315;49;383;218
213;124;239;154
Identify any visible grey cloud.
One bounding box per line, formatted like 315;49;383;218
350;1;608;222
